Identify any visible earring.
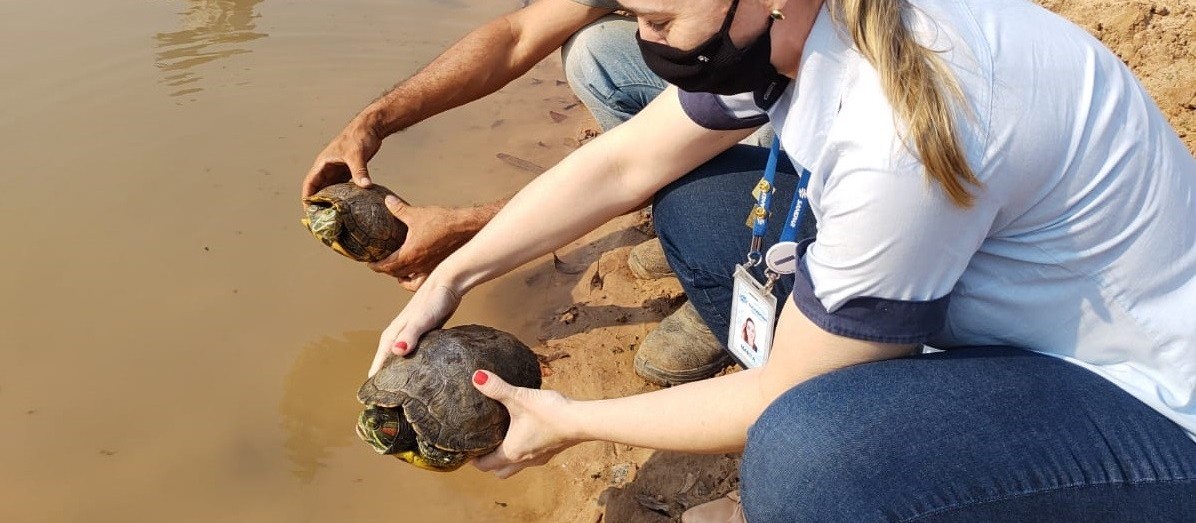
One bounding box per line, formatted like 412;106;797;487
769;9;785;20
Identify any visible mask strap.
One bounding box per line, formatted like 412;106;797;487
718;0;742;34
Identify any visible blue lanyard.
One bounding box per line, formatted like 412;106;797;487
780;167;811;243
747;136;809;265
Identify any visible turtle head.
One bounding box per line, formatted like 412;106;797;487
356;406;417;455
301;201;354;258
355;406;469;472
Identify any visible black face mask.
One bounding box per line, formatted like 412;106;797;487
636;0;779;96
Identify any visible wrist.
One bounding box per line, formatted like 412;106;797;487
562;397;595;442
560;398;596;444
353;108;388;141
360;93;420;137
428;254;475;298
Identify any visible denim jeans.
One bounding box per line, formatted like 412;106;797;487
560;14;1196;522
651;145;809;347
562;15;667;132
562;15;775;146
742;347;1196;522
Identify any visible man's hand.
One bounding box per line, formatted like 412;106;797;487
303;119;382;198
369;195;497;291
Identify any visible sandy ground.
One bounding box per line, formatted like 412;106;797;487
496;2;1196;522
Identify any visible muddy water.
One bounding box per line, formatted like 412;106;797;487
0;1;588;521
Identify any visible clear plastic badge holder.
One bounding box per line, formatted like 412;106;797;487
728;264;777;368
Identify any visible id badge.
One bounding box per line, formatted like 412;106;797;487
727;264;778;369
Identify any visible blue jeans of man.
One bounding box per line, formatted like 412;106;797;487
563;16;796;346
561;16;1196;522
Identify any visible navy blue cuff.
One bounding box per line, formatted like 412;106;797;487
677;90;769;130
790;249;950;344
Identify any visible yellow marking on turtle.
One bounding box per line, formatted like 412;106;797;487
391;450;463;472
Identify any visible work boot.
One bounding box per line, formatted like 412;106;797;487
635;302;730;386
681;491;745;523
627;238;674;280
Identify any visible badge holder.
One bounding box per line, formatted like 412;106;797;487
728;262;777;369
727;137;810;369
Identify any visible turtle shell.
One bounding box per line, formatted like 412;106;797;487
301;182;408;262
357;325;542;459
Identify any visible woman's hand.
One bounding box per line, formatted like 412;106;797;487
369;278;463;377
470;370;582;479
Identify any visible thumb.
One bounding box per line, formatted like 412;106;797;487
384;194;409;220
349;160;372;187
472;370;515;403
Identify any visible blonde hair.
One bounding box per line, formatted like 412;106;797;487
828;0;980;207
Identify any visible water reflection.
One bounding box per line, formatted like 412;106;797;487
279;330;375;482
154;0;267;98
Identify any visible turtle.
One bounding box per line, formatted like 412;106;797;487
301;182;408;262
355;324;542;472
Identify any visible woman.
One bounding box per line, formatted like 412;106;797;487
372;0;1196;519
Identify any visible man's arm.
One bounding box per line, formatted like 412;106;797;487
303;0;614;288
365;0;614;137
303;0;614;196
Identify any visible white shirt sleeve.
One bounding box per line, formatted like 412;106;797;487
804;84;998;315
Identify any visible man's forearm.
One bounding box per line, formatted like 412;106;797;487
457;197;510;234
358;2;609;137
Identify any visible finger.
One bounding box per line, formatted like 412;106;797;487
302;161;351;198
493;464;527;480
472;370;517;404
369;337;399;377
383;195;409;220
479;455;550;479
399;274;427;292
367;347;389;378
370;321;407;377
368;246;417;279
348;159;372;188
501;455;552;478
366;256;400;276
390;322;426;358
301;160;325;198
471;448;511;472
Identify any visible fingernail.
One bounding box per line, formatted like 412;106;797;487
384;195;399;206
473;371;488;385
394;341;408;352
359;177;372;186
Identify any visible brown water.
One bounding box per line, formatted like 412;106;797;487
0;1;588;521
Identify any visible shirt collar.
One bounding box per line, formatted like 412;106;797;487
769;5;858;174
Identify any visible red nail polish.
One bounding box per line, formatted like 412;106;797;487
473;371;488;385
394;341;408;351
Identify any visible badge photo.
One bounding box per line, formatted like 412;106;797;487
727;265;777;368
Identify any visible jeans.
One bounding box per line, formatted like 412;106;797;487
562;15;667;132
742;347;1196;522
652;145;810;347
562;15;775;145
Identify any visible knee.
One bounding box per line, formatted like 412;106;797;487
561;17;662;129
561;22;598;90
741;383;895;521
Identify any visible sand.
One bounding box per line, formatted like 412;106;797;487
500;2;1196;521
